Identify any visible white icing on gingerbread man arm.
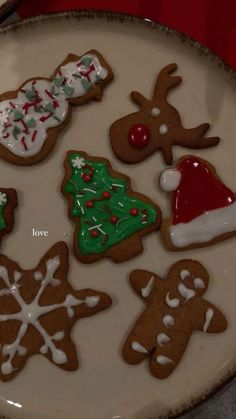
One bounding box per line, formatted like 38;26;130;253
129;269;163;299
194;299;227;333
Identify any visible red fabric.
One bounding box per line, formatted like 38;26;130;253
172;157;235;225
16;0;236;70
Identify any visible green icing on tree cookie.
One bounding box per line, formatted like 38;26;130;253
64;152;158;255
0;192;8;231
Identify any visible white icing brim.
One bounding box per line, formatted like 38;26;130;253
170;201;236;247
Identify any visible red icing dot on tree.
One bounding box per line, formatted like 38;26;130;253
91;230;99;238
82;173;91;183
130;208;138;216
128;124;151;149
110;215;119;224
102;191;111;199
86;200;94;208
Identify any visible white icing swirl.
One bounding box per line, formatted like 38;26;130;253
180;270;190;280
157;333;170;347
203;308;214;333
156;355;174;365
131;341;148;354
177;283;196;301
194;277;205;289
141;275;155;298
162;315;175;328
165;292;179;308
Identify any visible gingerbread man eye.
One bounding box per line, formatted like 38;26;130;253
128;123;151;149
159;124;168;135
150;107;160;117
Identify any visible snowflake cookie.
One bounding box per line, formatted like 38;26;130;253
0;50;113;165
0;241;112;381
122;260;227;379
62;150;162;263
110;64;220;165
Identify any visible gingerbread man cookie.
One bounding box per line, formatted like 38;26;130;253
123;260;227;379
61;150;162;263
0;50;113;165
110;64;219;165
0;241;111;381
160;155;236;250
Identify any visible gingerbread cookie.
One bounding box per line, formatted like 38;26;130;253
123;260;227;379
110;63;220;165
160;155;236;250
62;150;162;263
0;241;112;381
0;50;113;165
0;188;17;245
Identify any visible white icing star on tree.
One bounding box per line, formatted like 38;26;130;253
0;242;111;381
72;156;86;169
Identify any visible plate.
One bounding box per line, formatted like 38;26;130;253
0;11;236;419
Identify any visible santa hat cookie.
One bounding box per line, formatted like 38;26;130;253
160;155;236;250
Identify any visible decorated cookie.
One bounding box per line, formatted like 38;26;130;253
110;64;220;165
160;155;236;250
0;241;112;381
0;188;17;245
0;50;113;165
123;260;227;379
62;150;162;263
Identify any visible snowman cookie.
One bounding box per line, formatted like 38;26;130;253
160;155;236;250
0;50;113;165
123;260;227;379
110;64;220;165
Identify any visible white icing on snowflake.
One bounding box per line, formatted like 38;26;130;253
0;192;7;206
72;156;85;169
0;256;100;375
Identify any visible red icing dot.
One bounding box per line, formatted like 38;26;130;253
128;124;151;149
102;191;111;199
110;215;119;224
82;173;91;182
86;200;94;208
91;230;99;238
130;208;138;216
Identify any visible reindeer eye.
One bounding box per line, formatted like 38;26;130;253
159;124;168;135
150;107;160;117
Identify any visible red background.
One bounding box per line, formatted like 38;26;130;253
16;0;236;71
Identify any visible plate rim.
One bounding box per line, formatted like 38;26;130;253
0;9;235;419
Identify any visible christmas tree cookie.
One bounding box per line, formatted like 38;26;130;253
0;50;113;165
62;151;162;263
123;260;227;379
160;155;236;250
0;188;17;246
0;241;112;381
110;64;220;165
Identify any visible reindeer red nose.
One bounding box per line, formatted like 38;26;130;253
128;124;150;149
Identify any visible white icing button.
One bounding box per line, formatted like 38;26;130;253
160;169;181;192
156;355;174;365
194;277;205;289
157;333;170;347
180;270;190;281
159;124;168;135
165;292;180;308
162;315;175;328
131;341;148;354
150;107;160;117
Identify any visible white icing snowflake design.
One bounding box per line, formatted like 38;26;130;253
0;242;111;380
72;156;85;169
0;192;7;206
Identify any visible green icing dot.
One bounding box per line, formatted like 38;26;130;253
53;77;64;88
63;85;75;97
64;153;158;255
79;56;93;67
25;89;36;101
13;125;22;140
13;110;24;121
27;118;36;128
81;78;92;91
44;102;54;113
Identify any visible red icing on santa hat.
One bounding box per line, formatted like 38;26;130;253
171;157;235;225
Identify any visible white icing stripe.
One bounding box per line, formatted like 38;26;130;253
170;201;236;247
162;315;175;328
203;308;214;333
0;54;108;158
165;292;179;308
177;283;196;301
157;333;170;347
0;257;100;375
194;277;205;288
180;270;190;280
141;275;155;298
156;355;174;365
160;169;181;192
131;341;148;354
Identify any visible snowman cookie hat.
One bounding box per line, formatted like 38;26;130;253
160;155;236;250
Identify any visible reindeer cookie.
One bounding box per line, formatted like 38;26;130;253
0;50;113;165
123;260;227;379
0;241;111;381
160;155;236;250
110;64;220;165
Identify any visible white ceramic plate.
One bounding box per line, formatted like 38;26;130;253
0;12;236;419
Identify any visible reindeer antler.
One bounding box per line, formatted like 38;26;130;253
179;123;220;149
153;63;182;101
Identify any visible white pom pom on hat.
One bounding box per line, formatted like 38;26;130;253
160;169;181;192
